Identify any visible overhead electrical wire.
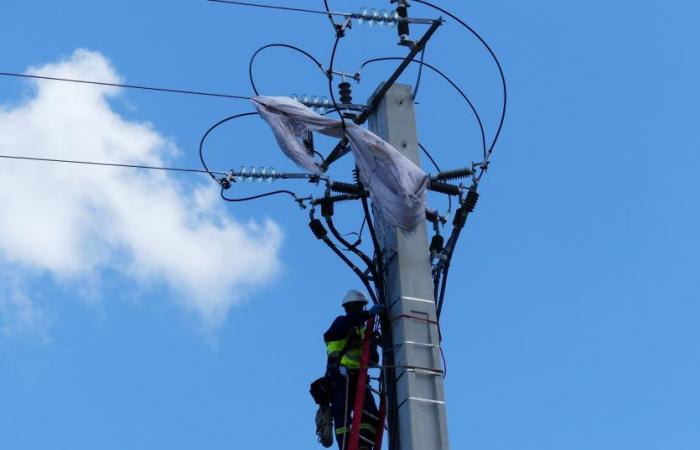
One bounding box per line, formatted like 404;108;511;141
413;48;427;101
203;0;508;326
412;0;507;158
248;43;326;96
0;154;227;175
327;35;348;131
0;71;250;100
322;0;339;26
220;184;300;202
207;0;346;17
360;57;487;157
419;142;452;215
199;112;259;182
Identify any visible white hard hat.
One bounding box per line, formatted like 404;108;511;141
342;289;369;307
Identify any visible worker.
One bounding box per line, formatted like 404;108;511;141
324;289;383;450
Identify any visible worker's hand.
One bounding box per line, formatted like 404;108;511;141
368;304;384;316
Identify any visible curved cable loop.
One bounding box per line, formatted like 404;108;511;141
220;184;301;203
200;113;313;204
326;214;383;294
311;209;379;304
326;215;373;268
412;0;507;160
248;43;326;96
359;57;487;158
419;142;440;172
199;112;259;182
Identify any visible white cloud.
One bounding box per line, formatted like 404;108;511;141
0;272;52;342
0;49;283;328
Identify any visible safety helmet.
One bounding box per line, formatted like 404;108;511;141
342;289;369;307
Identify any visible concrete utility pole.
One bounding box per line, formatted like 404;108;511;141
368;83;450;450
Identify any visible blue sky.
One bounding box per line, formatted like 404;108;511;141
1;1;699;449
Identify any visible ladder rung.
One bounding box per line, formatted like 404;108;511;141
397;396;446;409
393;340;440;349
359;435;374;446
361;410;379;421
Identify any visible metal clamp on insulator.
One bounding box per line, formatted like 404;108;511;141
428;181;461;196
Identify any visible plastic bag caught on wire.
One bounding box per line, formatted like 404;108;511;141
251;96;428;231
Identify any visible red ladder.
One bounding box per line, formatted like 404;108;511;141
347;315;387;450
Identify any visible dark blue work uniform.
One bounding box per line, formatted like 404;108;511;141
324;312;380;450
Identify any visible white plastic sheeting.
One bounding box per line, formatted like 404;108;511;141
251;96;428;231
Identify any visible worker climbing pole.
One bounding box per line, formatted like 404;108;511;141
199;1;508;449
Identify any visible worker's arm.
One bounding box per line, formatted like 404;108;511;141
323;313;369;342
324;313;369;374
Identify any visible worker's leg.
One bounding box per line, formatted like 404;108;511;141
359;386;379;449
330;372;352;450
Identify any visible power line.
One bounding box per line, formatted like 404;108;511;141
360;57;487;158
412;0;507;157
207;0;349;17
0;154;228;176
0;72;250;100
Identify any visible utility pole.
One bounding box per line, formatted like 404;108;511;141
369;83;450;450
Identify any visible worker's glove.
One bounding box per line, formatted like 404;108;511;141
368;304;384;316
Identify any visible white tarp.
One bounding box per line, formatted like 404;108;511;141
251;96;428;231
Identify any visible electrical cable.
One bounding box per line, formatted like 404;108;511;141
325;215;383;298
439;341;448;379
360;195;384;303
412;0;507;158
358;217;367;242
325;215;374;270
327;36;347;132
312;212;379;304
436;229;461;317
435;187;479;317
0;71;249;100
412;47;427;101
199;112;259;182
206;0;349;17
0;154;227;175
322;0;338;26
419;142;452;216
418;142;440;172
248;43;326;96
220;184;299;202
360;57;487;158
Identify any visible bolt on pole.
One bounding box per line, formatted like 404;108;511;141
368;83;450;450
